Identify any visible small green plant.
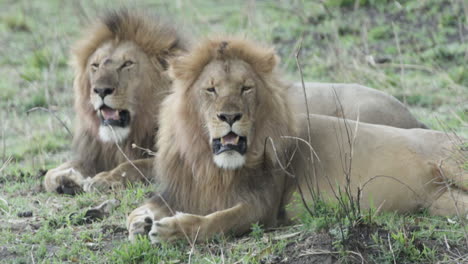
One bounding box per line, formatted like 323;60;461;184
250;222;264;240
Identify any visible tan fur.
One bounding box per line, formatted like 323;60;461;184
43;9;189;194
294;82;427;129
127;37;467;243
286;114;467;218
127;37;297;243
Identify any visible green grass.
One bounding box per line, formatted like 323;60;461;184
0;0;467;263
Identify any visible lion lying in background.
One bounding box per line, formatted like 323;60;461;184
127;37;466;243
43;9;189;194
287;114;466;217
294;82;427;129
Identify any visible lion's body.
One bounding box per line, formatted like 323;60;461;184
43;9;189;194
127;37;466;243
296;82;427;129
287;114;466;217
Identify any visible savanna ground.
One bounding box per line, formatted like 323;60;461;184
0;0;467;263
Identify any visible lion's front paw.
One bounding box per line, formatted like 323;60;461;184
82;172;124;192
149;213;205;243
43;165;85;195
127;206;156;242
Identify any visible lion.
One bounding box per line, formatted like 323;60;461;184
43;9;189;194
292;82;427;129
126;37;466;244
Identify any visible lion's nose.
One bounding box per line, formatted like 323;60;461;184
217;113;242;126
93;87;115;99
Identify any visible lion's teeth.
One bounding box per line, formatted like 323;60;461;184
221;138;225;145
234;136;239;145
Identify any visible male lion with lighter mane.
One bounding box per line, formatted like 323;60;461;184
127;37;467;243
43;9;189;194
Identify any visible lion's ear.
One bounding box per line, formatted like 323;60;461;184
167;57;185;81
158;44;187;71
255;52;279;74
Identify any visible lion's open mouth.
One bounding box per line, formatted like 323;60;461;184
99;105;130;127
212;132;247;155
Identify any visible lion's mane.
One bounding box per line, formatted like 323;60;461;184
155;37;297;223
71;9;189;176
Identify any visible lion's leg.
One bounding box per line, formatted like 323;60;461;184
83;158;154;192
148;203;253;243
428;188;468;217
43;162;86;194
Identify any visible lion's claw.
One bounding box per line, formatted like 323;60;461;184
149;216;179;243
127;207;155;242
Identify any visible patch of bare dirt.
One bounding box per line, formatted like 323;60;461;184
275;232;335;264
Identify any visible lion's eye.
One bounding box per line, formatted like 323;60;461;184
121;60;134;68
241;86;252;93
91;63;99;70
206;87;216;94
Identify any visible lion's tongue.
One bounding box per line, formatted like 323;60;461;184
101;108;120;120
221;133;239;145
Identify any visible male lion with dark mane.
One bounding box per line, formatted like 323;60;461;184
43;9;189;194
127;37;466;243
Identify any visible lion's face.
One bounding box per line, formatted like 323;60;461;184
87;40;151;143
193;59;263;170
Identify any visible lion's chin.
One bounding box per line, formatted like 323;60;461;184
98;126;130;143
213;151;246;170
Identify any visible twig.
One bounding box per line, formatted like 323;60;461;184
295;35;311;145
107;126;151;185
266;136;314;217
26;107;72;137
0;197;10;215
444;234;451;250
392;22;406;102
30;245;35;264
2;127;5;162
360;175;422;200
388;233;396;264
299;249;364;264
437;161;468;247
0;156;13;173
131;143;156;156
188;226;200;264
295;35;327;211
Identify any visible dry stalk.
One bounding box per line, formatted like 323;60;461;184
0;156;13;174
107;125;195;246
108;125;151;185
388;233;397;264
392;22;406;102
266;136;314;217
437;161;468;248
360;175;422;201
295;35;311;145
295;36;327;210
299;248;364;264
26;107;72;137
188;226;200;264
131;143;157;156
